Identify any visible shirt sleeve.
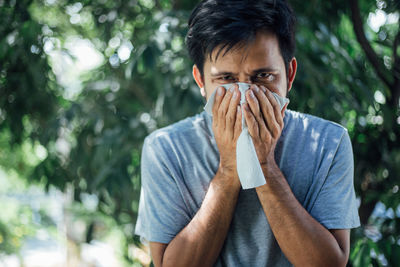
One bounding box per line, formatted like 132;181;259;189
309;130;361;229
134;135;192;244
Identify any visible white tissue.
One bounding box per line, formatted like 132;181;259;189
204;82;289;189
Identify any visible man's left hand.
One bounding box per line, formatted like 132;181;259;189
241;85;287;170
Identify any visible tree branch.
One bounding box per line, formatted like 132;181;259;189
393;24;400;80
390;22;400;107
349;0;393;89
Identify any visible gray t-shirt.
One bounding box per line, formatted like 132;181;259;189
135;109;360;266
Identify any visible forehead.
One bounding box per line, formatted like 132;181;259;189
206;31;284;72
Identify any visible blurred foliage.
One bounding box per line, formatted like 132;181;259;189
0;0;399;265
0;166;51;258
0;204;36;256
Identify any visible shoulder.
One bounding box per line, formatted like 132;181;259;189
140;113;208;181
282;109;351;164
284;109;348;140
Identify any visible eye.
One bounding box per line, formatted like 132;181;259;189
255;73;275;82
221;75;235;81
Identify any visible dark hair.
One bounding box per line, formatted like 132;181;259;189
185;0;296;77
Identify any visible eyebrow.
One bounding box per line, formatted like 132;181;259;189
210;67;279;77
251;67;279;74
210;71;236;77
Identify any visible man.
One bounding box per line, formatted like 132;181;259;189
135;0;360;266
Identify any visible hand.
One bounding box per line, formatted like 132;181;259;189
212;84;242;180
241;85;287;169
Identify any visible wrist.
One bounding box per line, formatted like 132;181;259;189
216;164;241;189
260;157;280;179
218;162;237;178
260;151;277;167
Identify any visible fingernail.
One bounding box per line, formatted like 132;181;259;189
249;90;255;98
217;87;223;95
261;86;266;93
253;85;259;93
229;85;235;93
233;91;238;99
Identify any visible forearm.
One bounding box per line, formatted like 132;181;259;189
256;163;347;267
162;169;241;267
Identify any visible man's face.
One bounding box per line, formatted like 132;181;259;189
198;31;294;100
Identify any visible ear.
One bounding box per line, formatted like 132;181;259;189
287;57;297;93
192;65;206;97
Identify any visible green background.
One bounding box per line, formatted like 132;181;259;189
0;0;399;266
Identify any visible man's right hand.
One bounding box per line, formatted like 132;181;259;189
211;84;242;182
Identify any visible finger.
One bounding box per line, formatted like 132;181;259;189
281;102;289;118
215;88;232;129
233;105;242;140
258;86;280;137
226;86;241;138
242;103;259;138
218;84;235;129
264;87;284;129
212;86;225;118
246;87;269;139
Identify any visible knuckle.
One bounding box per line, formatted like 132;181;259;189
222;97;231;107
272;126;279;137
227;116;234;126
257;113;263;123
212;101;218;110
264;133;271;143
260;86;267;93
212;107;218;116
228;110;235;121
260;93;268;102
218;108;224;117
252;123;258;134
